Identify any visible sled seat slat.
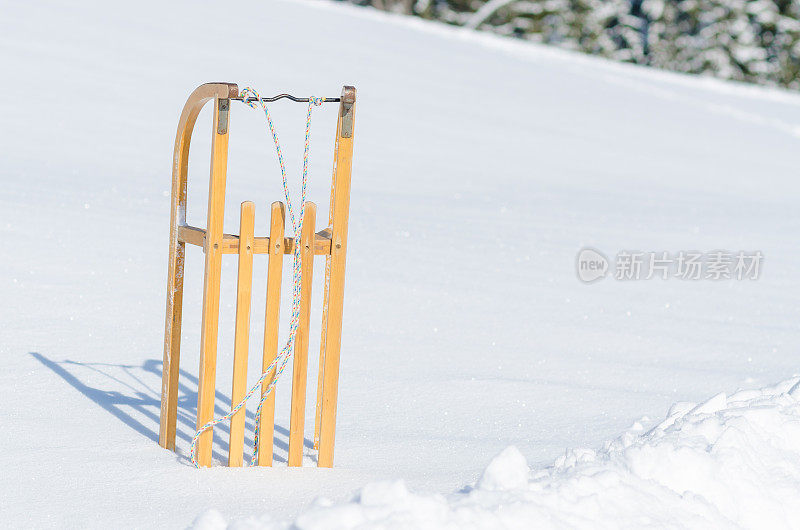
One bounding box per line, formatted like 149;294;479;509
177;224;332;255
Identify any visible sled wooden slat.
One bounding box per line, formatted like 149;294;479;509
318;87;356;468
288;202;317;467
313;280;327;452
229;201;255;467
177;225;332;255
258;201;285;466
195;96;232;468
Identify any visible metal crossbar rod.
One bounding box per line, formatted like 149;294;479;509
232;94;341;103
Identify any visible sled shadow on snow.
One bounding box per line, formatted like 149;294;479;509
29;352;315;465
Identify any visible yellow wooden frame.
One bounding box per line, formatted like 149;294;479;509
158;82;356;468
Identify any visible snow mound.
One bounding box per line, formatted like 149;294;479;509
477;445;530;491
196;378;800;529
191;509;227;530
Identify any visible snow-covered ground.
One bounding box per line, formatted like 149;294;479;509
2;0;800;528
195;378;800;528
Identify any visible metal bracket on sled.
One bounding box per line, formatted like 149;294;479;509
340;86;355;138
217;98;230;135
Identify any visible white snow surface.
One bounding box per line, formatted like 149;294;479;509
194;378;800;528
3;0;800;528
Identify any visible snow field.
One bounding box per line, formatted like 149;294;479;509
2;0;800;527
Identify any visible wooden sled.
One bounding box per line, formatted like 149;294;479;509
157;82;356;468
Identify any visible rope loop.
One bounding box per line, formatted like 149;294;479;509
189;87;324;468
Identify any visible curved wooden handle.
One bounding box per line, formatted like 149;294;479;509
160;82;238;451
173;83;238;205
